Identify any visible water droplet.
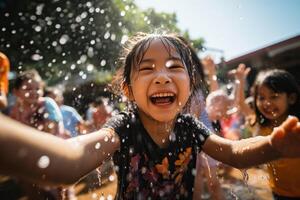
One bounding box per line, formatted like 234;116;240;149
34;25;42;32
48;122;55;129
37;155;50;168
59;34;69;45
87;64;94;72
91;193;97;199
121;35;128;44
120;11;126;16
55;24;61;29
111;33;116;41
99;196;105;200
104;32;110;39
129;147;134;154
95;142;101;149
37;125;44;130
100;59;106;67
104;136;109;142
31;54;43;61
108;175;115;182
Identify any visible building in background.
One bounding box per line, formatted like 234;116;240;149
225;34;300;85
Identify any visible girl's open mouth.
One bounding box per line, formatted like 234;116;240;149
150;92;176;105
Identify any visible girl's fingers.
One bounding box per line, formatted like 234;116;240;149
228;69;236;76
238;63;246;70
273;126;285;140
281;116;299;131
245;67;251;76
291;122;300;135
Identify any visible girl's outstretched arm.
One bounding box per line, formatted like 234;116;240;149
0;114;120;186
202;116;300;168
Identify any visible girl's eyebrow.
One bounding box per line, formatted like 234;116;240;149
140;56;182;64
168;56;181;61
140;58;153;64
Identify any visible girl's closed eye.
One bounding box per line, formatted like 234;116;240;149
271;93;279;99
139;64;155;72
166;60;185;70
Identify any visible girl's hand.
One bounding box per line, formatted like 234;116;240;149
201;56;216;75
270;116;300;158
228;63;251;81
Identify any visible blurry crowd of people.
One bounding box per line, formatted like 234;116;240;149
0;34;299;200
0;52;116;199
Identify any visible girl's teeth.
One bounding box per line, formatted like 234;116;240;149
152;93;174;97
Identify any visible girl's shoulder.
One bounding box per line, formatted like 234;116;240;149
176;113;211;144
177;113;211;132
103;110;138;129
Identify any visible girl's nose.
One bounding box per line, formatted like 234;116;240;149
263;100;271;107
154;72;171;84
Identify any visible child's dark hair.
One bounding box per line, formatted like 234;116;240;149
112;32;204;108
253;69;300;126
14;69;45;90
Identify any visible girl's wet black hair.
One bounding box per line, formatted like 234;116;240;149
252;69;300;126
112;32;205;110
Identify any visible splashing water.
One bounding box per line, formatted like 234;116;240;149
96;167;102;187
229;189;239;200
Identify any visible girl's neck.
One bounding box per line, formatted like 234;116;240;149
138;110;175;148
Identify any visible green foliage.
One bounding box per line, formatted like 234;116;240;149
183;31;205;51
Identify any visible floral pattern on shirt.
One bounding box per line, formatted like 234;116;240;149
125;147;192;199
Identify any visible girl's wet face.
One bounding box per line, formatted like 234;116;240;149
129;39;191;122
256;84;289;122
15;79;43;104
